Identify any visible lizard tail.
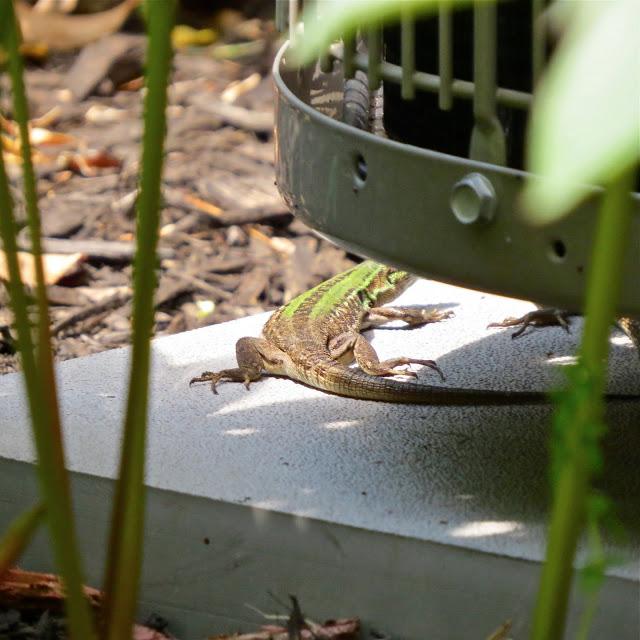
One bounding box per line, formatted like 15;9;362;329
303;365;550;405
302;365;639;405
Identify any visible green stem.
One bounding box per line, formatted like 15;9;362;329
100;2;175;639
530;170;635;640
0;504;45;578
1;6;97;639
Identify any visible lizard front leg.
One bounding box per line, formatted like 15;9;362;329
190;337;287;393
363;306;453;329
328;331;444;380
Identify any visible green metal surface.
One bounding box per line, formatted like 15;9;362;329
273;44;640;314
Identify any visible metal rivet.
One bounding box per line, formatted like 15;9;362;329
450;173;496;224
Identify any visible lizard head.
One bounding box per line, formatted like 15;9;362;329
373;266;416;305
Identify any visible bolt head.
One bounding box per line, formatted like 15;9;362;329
450;173;496;225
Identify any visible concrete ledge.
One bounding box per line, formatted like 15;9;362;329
1;279;638;638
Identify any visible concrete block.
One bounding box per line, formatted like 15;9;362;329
1;279;638;638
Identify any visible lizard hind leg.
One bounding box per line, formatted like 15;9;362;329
190;337;285;393
338;332;445;381
363;305;454;329
487;308;575;338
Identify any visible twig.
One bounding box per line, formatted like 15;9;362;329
51;289;131;336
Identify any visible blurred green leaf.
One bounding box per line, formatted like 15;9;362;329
101;2;176;639
523;0;640;222
292;0;479;66
0;504;45;579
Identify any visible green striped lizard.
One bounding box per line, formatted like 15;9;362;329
190;260;558;404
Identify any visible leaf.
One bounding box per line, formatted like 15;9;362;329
523;0;640;222
292;0;480;66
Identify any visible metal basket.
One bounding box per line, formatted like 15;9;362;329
272;1;640;313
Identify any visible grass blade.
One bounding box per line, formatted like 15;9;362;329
0;5;98;639
100;2;176;638
0;504;45;580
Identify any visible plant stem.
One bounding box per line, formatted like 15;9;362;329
0;504;45;579
530;170;635;640
100;2;175;639
1;5;97;639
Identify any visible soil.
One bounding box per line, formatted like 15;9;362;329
0;11;356;375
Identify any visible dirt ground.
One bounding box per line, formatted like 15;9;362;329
0;10;356;375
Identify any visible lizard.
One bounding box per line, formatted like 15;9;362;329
190;260;564;405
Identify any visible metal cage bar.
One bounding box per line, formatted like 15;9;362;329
367;24;383;91
470;2;506;165
400;8;416;100
350;53;531;110
342;35;356;80
438;3;454;110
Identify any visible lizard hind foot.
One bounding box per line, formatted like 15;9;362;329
411;358;445;382
487;308;573;338
189;371;215;387
189;370;226;394
190;368;259;394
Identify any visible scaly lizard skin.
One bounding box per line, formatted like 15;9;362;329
191;260;552;405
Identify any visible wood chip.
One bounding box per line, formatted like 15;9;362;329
221;72;262;104
0;567;101;611
209;618;360;640
163;187;223;218
16;0;141;51
0;250;84;286
65;33;145;101
233;264;270;305
191;96;274;134
51;288;131;335
20;238;173;261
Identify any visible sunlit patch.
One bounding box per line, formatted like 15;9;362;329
224;427;259;436
251;501;284;526
611;334;632;346
546;355;578;366
325;419;360;430
215;386;310;415
451;520;522;538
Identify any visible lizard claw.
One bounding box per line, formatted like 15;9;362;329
412;359;445;382
189;371;214;387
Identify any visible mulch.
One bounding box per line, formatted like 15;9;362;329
0;8;364;639
0;13;356;375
